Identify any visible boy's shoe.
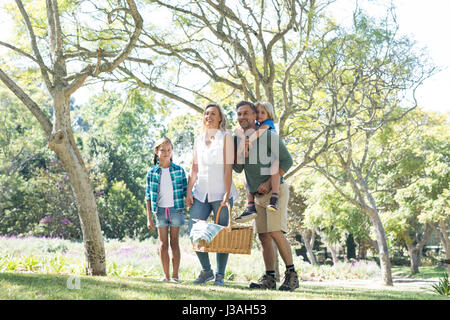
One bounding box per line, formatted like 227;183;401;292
193;270;214;284
249;274;276;290
214;273;225;286
266;196;279;213
278;270;299;291
235;207;257;223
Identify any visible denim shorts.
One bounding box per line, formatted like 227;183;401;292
155;207;185;228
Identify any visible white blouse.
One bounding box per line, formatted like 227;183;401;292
193;130;238;203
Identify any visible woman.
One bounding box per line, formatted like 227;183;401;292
186;103;238;286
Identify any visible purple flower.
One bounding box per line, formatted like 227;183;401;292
40;217;54;223
61;219;72;225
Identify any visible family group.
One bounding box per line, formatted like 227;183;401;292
144;100;299;292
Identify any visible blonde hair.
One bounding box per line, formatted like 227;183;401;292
153;137;173;165
203;104;227;131
255;101;276;121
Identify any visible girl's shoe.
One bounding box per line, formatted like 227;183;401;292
160;277;170;282
171;277;180;283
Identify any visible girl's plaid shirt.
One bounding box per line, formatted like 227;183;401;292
145;162;188;213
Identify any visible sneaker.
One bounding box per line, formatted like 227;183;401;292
266;196;279;213
193;270;214;284
249;274;276;290
235;207;257;223
170;277;180;283
214;273;225;286
278;270;299;291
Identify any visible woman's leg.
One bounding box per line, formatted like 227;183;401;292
169;226;181;279
211;199;233;277
158;226;170;280
189;198;213;273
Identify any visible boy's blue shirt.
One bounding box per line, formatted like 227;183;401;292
256;119;276;132
145;162;188;213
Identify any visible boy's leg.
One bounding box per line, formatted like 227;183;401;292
267;159;280;212
235;181;257;223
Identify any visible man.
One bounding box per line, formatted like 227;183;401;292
232;100;299;291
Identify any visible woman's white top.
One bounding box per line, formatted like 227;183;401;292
157;167;175;207
193;130;239;203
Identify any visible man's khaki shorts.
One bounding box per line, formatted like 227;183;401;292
254;182;289;234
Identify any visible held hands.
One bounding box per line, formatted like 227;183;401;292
185;193;194;208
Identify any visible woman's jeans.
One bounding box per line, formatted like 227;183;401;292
189;196;233;276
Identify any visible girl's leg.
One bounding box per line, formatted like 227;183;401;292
169;226;181;279
158;226;170;280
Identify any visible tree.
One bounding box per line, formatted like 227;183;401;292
0;0;143;275
374;109;449;274
309;9;434;285
301;173;371;264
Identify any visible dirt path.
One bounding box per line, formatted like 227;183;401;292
301;276;439;291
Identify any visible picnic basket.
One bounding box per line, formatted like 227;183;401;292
192;203;253;254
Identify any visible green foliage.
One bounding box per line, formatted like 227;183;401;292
97;181;149;240
432;273;450;296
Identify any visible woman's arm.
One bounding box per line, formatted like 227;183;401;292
223;133;234;204
185;140;198;207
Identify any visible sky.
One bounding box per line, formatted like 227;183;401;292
0;0;449;114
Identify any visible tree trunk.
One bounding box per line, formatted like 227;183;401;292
405;224;432;275
368;211;393;286
328;244;339;265
407;246;421;274
301;228;318;265
438;219;450;274
49;93;105;275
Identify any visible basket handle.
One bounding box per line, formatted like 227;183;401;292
215;202;232;232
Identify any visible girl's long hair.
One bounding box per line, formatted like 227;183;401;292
153;137;173;165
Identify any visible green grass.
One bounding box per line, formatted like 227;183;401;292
392;266;448;279
0;272;448;300
1;236;448;300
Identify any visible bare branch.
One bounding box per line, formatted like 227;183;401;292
0;68;52;138
14;0;53;91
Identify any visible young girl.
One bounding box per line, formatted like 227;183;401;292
145;137;188;282
235;101;280;223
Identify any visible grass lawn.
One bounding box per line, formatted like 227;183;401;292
0;272;448;300
392;266;448;279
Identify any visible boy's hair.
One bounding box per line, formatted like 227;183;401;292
255;101;276;121
203;103;227;131
153;137;173;165
236;100;257;114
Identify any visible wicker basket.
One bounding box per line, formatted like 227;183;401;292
192;203;253;254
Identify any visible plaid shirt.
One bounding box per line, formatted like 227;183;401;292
145;162;188;213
